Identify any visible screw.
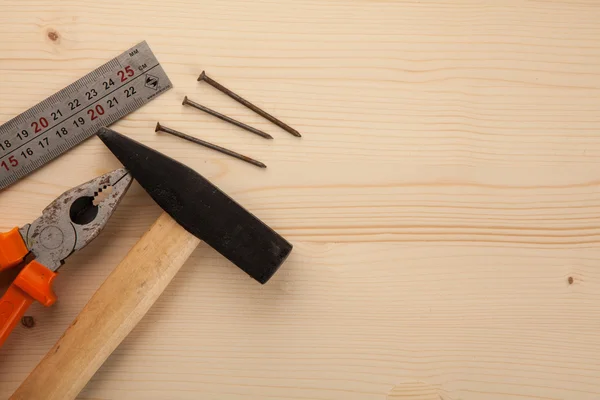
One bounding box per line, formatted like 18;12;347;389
182;96;273;140
21;316;35;328
155;123;267;169
198;71;301;138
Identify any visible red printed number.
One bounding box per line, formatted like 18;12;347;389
117;66;135;82
31;117;49;133
87;105;105;121
1;156;18;171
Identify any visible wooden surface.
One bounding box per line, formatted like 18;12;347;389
12;212;200;400
1;1;600;399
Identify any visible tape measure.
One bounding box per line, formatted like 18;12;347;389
0;41;172;190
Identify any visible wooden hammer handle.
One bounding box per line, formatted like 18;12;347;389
11;212;200;400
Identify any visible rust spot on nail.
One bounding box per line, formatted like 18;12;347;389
21;316;35;328
568;276;574;285
47;30;59;41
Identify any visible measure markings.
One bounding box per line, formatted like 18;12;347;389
3;64;160;158
0;41;172;190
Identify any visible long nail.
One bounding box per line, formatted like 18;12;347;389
182;96;273;140
155;123;267;169
198;71;301;138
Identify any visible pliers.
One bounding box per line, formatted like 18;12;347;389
0;168;132;347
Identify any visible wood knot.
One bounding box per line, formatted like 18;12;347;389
568;276;574;285
21;316;35;328
47;30;59;42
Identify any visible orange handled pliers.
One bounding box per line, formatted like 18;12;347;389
0;168;132;348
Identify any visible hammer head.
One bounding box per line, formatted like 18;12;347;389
97;128;292;284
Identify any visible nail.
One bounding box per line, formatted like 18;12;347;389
182;96;273;140
155;123;267;169
198;71;301;138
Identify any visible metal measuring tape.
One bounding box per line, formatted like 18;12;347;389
0;41;172;190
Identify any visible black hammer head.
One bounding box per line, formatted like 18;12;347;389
97;128;292;284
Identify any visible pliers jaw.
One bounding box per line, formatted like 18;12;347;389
0;169;132;348
21;168;132;272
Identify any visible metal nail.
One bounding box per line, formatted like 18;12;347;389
155;123;267;169
182;96;273;140
198;71;301;138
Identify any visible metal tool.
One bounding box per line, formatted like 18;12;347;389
155;122;267;168
11;128;292;399
182;96;273;139
99;128;291;281
198;71;301;138
0;41;172;190
0;169;132;348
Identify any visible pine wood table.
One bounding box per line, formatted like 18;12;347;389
1;1;600;399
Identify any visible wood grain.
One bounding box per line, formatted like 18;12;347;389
1;0;600;399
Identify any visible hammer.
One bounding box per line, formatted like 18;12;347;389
11;128;292;400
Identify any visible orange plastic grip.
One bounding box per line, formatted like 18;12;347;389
14;260;58;307
0;261;57;347
0;227;28;271
0;285;34;348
